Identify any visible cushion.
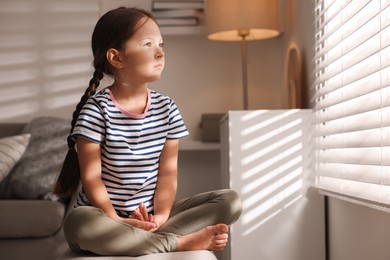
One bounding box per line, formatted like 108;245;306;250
0;134;30;182
0;200;66;238
58;249;217;260
0;117;70;199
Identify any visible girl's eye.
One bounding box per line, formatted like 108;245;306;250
159;42;164;48
144;42;152;47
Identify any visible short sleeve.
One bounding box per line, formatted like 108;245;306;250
167;100;189;139
71;98;106;144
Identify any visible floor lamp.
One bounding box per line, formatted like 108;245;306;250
206;0;280;110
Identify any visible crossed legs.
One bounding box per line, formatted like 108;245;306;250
63;189;242;256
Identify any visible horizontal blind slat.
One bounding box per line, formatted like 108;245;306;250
316;128;389;149
317;147;387;165
315;177;390;204
316;163;383;185
315;106;390;136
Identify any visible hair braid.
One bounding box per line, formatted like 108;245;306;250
67;69;104;148
54;69;104;199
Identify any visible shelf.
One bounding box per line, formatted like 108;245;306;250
179;140;220;151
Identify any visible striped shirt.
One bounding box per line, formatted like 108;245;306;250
71;87;189;217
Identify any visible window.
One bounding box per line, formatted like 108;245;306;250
314;0;390;209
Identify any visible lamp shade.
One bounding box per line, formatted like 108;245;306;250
206;0;280;41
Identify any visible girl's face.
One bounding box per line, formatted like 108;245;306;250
120;17;165;84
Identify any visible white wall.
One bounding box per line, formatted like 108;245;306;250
281;0;316;109
328;197;390;260
280;1;326;260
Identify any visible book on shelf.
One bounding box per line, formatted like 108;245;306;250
152;1;204;10
157;17;198;26
153;8;203;19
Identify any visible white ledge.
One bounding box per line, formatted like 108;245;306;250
179;140;220;151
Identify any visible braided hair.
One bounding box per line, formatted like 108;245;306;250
54;7;157;199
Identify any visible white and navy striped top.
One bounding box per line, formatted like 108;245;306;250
71;87;189;217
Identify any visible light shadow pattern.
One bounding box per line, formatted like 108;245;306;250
0;0;98;122
221;109;313;259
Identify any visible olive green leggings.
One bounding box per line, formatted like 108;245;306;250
63;189;242;256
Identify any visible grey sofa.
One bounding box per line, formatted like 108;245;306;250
0;118;218;260
0;119;70;260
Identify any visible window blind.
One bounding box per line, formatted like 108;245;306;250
314;0;390;209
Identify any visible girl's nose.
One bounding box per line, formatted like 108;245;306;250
155;49;164;59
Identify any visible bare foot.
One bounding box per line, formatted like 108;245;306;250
177;224;229;251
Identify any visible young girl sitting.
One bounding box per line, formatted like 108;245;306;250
54;7;242;256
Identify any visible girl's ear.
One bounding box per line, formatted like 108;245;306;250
106;48;123;69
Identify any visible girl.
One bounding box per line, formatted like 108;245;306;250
54;7;241;256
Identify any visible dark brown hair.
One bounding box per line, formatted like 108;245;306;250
54;7;157;199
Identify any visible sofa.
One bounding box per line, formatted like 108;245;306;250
0;117;71;260
0;117;218;260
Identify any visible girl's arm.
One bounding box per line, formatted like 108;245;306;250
77;137;157;230
77;137;118;218
152;139;179;228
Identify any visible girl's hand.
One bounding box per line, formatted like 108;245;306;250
120;217;157;231
150;214;168;231
127;202;169;232
125;202;157;231
131;202;153;222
